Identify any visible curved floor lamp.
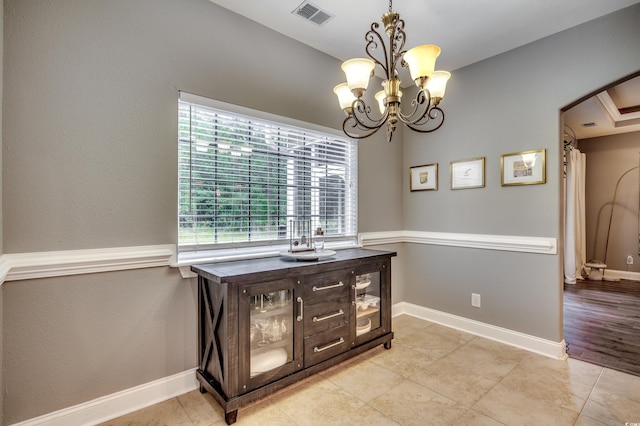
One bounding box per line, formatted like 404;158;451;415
601;165;639;274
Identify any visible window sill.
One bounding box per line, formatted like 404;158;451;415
172;241;360;278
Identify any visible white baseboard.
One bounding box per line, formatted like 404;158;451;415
10;369;198;426
392;302;567;360
604;268;640;282
12;303;569;425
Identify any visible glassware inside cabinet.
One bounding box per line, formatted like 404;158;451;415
355;271;381;336
249;290;294;378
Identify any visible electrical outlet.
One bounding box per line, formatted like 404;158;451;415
627;255;634;265
471;293;481;308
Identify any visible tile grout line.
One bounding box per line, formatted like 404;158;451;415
401;334;511;426
324;347;412;423
460;336;524;426
175;395;197;424
572;366;605;425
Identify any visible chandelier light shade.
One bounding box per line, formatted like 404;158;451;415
334;0;451;142
403;45;440;86
341;58;376;95
333;83;357;113
425;71;451;104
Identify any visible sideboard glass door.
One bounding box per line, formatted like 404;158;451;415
354;270;382;340
239;279;302;391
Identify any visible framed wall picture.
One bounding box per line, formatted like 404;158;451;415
410;163;438;191
501;149;546;186
450;157;485;189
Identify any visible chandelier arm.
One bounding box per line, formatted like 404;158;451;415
403;108;445;133
403;118;445;133
341;116;384;139
411;103;444;126
350;99;389;131
365;24;390;78
393;90;446;133
396;90;430;124
340;99;391;139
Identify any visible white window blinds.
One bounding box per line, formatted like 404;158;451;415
178;93;358;252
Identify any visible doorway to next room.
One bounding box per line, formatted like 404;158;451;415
562;71;640;377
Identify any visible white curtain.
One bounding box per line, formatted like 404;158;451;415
564;149;587;284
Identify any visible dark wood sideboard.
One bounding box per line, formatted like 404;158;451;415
191;248;396;424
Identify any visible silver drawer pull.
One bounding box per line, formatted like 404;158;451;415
296;296;304;322
313;337;345;353
312;309;344;323
312;281;344;292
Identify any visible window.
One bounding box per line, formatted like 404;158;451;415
178;92;358;253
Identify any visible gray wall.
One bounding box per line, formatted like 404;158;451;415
580;131;640;271
358;128;403;232
3;269;195;421
2;0;346;253
401;3;640;342
1;0;401;423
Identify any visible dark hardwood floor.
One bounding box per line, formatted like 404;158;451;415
564;278;640;376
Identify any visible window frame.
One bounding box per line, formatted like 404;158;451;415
177;92;359;261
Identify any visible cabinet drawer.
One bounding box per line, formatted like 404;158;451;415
303;325;350;368
303;298;350;336
303;269;351;304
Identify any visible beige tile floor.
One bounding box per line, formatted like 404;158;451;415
100;315;640;425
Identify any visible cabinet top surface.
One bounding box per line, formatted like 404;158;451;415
191;248;396;282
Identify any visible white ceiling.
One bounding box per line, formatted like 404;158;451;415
208;0;639;72
564;75;640;140
209;0;640;140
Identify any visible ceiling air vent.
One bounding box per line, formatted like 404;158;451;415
582;122;597;127
292;1;334;26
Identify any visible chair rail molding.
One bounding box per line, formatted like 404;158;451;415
360;230;557;254
0;231;557;285
1;244;176;282
0;256;10;284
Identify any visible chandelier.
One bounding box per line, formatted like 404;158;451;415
333;0;451;142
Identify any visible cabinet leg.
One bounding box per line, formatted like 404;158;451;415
198;384;206;394
384;340;392;350
225;410;238;425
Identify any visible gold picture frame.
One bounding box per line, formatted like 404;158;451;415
501;149;546;186
450;157;485;189
410;163;438;191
